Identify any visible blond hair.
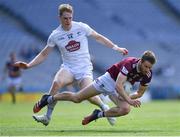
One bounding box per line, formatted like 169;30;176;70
58;4;73;16
141;50;156;64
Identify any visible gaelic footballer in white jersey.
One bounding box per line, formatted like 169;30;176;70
47;21;93;79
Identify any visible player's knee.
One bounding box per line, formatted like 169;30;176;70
121;107;130;115
118;107;130;116
72;94;82;103
52;80;63;91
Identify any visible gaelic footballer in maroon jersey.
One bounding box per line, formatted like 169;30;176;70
107;57;152;86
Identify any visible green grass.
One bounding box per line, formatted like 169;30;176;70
0;100;180;136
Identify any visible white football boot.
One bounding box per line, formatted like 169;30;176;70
101;104;116;126
32;114;50;126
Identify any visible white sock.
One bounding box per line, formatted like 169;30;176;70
46;101;57;119
47;96;54;104
100;103;109;111
97;111;105;118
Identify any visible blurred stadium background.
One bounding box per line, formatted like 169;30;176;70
0;0;180;101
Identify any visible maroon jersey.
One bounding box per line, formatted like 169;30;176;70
107;57;152;86
6;61;21;78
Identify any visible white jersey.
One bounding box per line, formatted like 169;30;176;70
47;21;93;71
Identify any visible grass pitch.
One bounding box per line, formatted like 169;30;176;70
0;99;180;136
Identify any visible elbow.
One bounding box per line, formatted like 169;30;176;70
138;93;143;98
95;33;104;41
95;36;102;43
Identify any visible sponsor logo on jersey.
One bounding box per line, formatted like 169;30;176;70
58;37;65;41
146;71;151;78
65;40;80;52
67;33;73;39
77;31;81;36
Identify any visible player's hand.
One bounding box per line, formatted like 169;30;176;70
128;99;141;108
118;48;128;56
14;61;29;69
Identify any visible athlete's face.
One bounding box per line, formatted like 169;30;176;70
60;11;73;31
139;60;153;75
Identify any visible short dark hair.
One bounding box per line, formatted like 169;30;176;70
141;50;156;65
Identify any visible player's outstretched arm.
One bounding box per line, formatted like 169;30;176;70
90;30;128;55
14;61;29;69
130;85;147;99
14;46;53;69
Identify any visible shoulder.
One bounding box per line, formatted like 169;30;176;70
48;26;62;40
124;57;138;62
51;26;60;34
6;61;11;65
119;57;138;73
5;61;12;69
121;57;138;66
73;21;88;26
73;21;91;29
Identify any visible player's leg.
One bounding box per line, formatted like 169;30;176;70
79;77;116;125
33;81;102;108
45;68;74;119
82;95;130;125
8;85;16;104
104;95;131;117
33;68;74;113
16;77;23;92
33;67;74;125
7;78;16;104
32;83;101;125
47;83;100;103
78;77;102;105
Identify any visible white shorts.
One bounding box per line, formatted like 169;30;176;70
61;64;93;81
93;72;117;96
93;72;133;96
7;77;22;89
